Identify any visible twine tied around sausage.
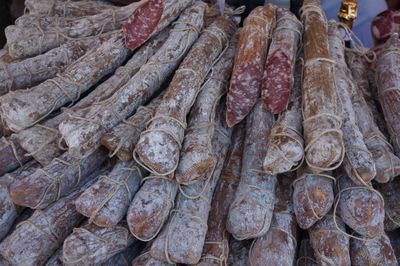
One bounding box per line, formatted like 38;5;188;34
22;124;60;157
88;166;143;225
343;145;375;187
134;25;231;177
2;137;23;167
177;90;226;186
17;210;60;245
293;173;336;220
265;125;305;174
332;185;385;241
248;218;297;266
302;57;345;174
130;175;176;242
62;226;131;264
163;209;208;265
364;133;398;182
33;157;82;209
107;105;155;158
231;181;275;241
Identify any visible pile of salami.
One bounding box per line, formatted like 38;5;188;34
0;0;400;265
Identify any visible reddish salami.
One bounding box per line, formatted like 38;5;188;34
123;0;193;50
225;4;276;127
262;8;302;114
123;0;163;49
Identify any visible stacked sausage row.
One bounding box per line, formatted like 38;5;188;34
0;0;400;265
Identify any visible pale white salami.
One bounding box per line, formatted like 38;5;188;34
58;3;207;158
135;16;236;176
227;100;277;240
1;32;129;132
62;222;136;265
75;160;145;227
149;107;232;264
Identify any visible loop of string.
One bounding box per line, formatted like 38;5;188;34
344;145;375;187
130;175;176;242
24;124;60;157
3;137;23;167
299;4;327;22
88;166;142;224
267;125;305;172
303;114;345;173
164;209;208;264
365;134;397;179
332;186;385;241
249;223;297;266
18;210;59;244
63;227;114;264
232;182;275;240
377;86;400;98
33;157;81;209
178;160;216;200
293;173;336;220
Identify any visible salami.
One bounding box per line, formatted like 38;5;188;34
62;222;136;265
0;171;102;266
175;34;237;185
375;179;400;231
263;59;304;174
150;107;232;264
25;0;115;17
346;50;389;135
75;160;145;227
348;65;400;183
134;16;236;176
262;8;302;114
335;169;385;239
328;22;376;186
350;232;398;266
127;175;178;242
0;161;39;241
249;173;297;266
10;148;107;209
101;95;162;161
197;122;246;266
15;29;169;165
301;0;344;173
309;215;351;266
226;4;276;127
375;35;400;156
0;35;104;96
1;32;129;132
58;2;207;158
123;0;193;50
227;100;277;240
5;2;141;58
0;135;32;176
292;166;334;229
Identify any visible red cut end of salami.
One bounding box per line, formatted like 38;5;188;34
226;63;263;127
263;50;292;114
123;0;163;50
